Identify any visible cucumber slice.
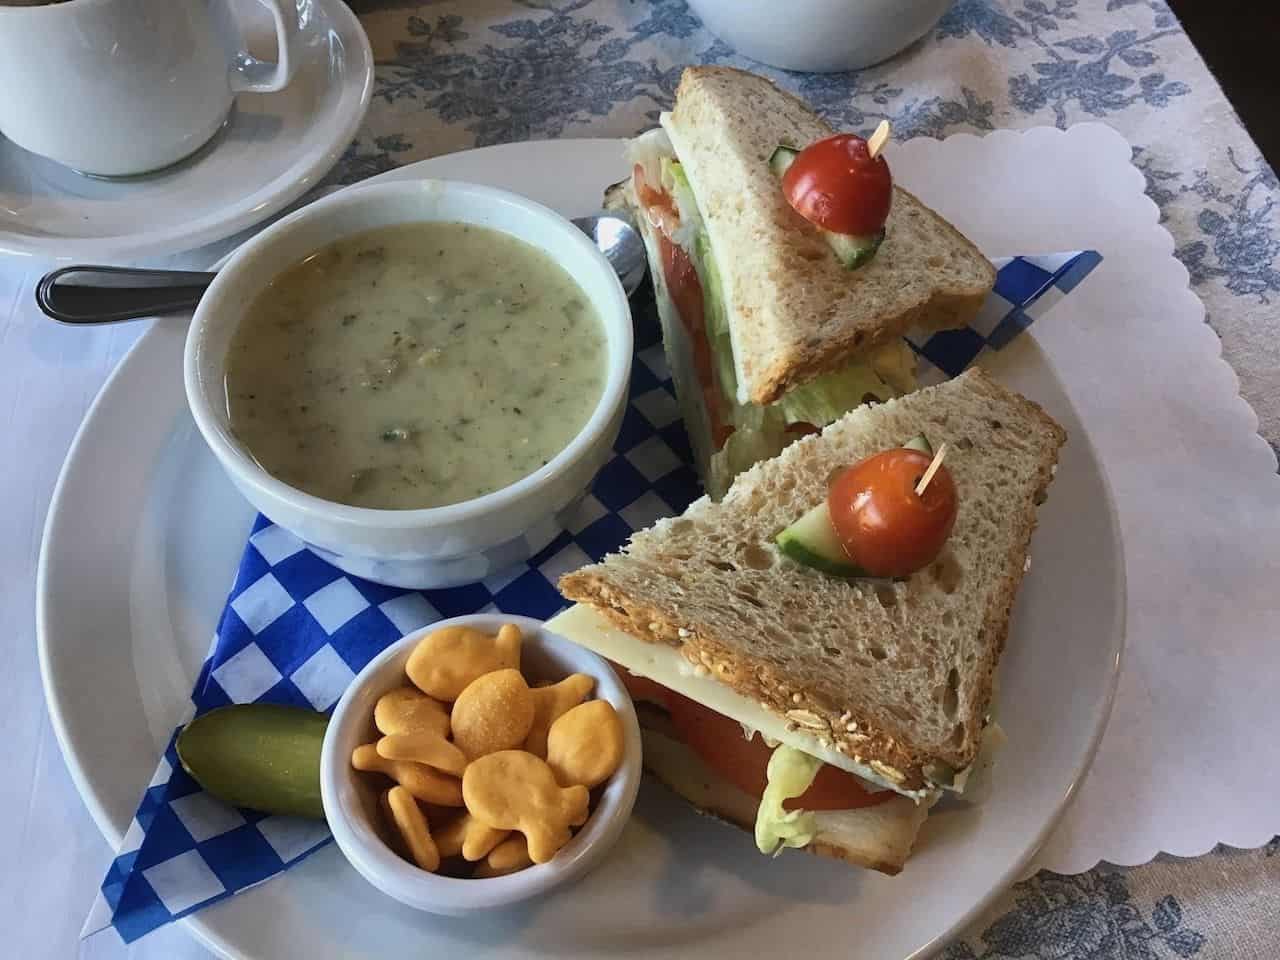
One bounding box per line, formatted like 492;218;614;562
904;433;933;455
775;501;869;579
769;145;798;177
825;229;884;270
177;704;329;819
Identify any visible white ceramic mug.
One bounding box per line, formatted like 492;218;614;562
0;0;299;177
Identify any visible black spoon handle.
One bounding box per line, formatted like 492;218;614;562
36;265;217;325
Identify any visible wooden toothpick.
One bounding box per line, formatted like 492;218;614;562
915;442;949;496
867;120;892;159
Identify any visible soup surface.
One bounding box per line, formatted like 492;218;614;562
225;222;607;509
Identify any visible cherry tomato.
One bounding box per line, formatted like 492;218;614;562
782;134;892;236
828;448;957;578
666;692;887;811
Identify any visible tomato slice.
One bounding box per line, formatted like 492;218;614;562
633;163;681;239
632;164;735;452
665;691;888;811
615;665;673;709
614;662;887;810
782;134;892;236
827;448;957;578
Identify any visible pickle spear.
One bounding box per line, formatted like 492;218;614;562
176;704;329;819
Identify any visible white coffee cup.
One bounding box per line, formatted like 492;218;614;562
0;0;300;177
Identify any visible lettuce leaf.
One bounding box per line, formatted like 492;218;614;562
776;363;897;428
870;338;918;397
706;408;787;499
661;157;701;250
754;745;823;855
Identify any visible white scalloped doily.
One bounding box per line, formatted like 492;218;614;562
895;123;1279;875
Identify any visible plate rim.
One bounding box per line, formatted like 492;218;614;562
0;0;374;262
37;317;174;848
37;137;1125;960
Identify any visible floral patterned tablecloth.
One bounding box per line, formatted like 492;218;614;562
330;2;1279;957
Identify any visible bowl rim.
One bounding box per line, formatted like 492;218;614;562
182;178;633;529
319;613;643;913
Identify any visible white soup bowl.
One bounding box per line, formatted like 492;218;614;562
184;179;632;588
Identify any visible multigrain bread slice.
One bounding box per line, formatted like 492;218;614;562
637;709;930;875
662;66;995;406
560;368;1065;793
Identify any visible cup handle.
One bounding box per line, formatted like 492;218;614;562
228;0;300;93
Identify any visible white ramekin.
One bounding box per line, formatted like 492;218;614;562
319;614;642;915
184;179;632;588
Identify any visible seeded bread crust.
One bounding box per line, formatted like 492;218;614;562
560;369;1065;792
663;66;995;406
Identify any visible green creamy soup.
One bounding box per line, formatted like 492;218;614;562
225;222;607;510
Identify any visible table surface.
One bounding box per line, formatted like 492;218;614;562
3;2;1277;958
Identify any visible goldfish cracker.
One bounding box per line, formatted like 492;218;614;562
545;700;624;789
450;669;535;760
376;731;468;777
385;786;440;872
374;686;450;738
473;835;533;878
406;623;522;701
377;790;402;855
378;790;418;866
524;673;595;758
352;743;464;806
462;750;589;864
433;811;509;862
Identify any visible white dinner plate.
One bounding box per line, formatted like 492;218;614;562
0;0;372;262
37;139;1123;959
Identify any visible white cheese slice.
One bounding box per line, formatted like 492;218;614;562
546;604;934;799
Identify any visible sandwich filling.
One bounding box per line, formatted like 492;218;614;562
617;669;894;855
629;128;918;498
543;605;945;858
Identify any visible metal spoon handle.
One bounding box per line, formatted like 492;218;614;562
36;266;217;325
34;213;645;325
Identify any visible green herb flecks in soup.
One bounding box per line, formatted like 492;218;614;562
225;222;607;510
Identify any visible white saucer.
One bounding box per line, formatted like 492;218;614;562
0;0;372;262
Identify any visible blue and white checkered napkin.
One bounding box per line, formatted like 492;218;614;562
83;251;1100;944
